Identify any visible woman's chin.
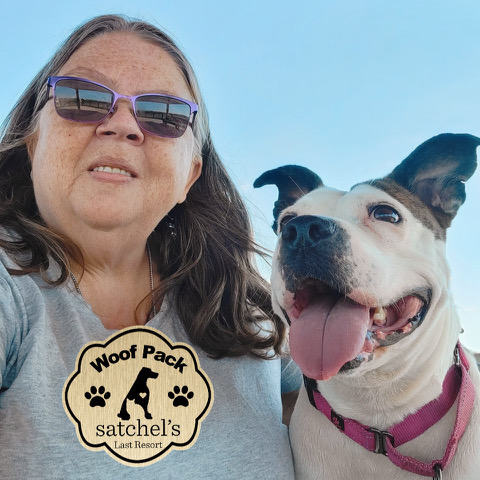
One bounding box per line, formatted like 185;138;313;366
67;205;147;234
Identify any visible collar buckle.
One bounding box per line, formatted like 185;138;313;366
368;428;394;456
454;345;461;367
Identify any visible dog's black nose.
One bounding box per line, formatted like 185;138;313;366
282;215;337;247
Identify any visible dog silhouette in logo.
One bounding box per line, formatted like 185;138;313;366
118;367;159;421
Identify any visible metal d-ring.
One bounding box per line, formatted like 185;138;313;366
433;463;443;480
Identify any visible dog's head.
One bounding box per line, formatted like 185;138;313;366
255;134;479;381
139;367;159;380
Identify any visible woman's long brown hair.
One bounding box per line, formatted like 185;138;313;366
0;14;286;358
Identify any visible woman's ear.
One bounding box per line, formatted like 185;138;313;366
178;155;203;204
25;130;38;163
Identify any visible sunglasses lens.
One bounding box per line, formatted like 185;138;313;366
51;78;195;138
135;96;192;138
54;78;113;122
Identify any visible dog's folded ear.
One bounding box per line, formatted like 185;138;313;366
254;165;323;232
388;133;480;229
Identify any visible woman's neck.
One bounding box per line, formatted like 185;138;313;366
70;234;160;329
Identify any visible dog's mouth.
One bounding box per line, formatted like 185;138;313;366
284;279;429;381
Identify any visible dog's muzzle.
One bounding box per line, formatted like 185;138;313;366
276;216;430;382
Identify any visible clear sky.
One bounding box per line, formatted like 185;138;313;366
1;0;479;350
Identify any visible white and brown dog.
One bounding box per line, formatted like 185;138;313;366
255;134;480;479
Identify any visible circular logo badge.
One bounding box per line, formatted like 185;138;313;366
63;327;213;466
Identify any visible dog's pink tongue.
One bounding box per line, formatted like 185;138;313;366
289;297;370;381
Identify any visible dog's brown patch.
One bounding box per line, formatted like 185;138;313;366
364;178;446;241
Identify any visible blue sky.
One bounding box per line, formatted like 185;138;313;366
1;1;479;350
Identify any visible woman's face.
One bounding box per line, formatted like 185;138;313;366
29;32;202;238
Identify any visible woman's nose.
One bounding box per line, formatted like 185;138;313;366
95;99;145;143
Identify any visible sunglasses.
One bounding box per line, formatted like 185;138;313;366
46;76;198;138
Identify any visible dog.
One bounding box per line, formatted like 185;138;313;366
255;133;480;479
118;367;159;421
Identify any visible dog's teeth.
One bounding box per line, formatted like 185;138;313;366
372;307;387;326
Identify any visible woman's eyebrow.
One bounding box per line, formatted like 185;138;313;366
59;67;181;97
60;67;115;87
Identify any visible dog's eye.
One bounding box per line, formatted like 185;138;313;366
279;214;296;231
371;205;401;223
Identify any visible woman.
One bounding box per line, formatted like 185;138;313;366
0;15;299;479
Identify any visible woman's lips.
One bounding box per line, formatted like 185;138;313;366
92;165;133;177
87;159;138;183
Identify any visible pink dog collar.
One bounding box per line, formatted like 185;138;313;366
304;342;475;479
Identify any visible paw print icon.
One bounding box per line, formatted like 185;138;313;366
85;385;111;407
168;385;194;407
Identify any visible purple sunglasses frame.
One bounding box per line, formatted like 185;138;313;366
46;76;199;138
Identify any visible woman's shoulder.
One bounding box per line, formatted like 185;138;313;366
0;245;31;321
0;244;21;292
0;227;26;273
0;245;31;366
0;236;53;324
0;244;31;295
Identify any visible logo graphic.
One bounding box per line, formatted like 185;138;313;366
63;327;213;466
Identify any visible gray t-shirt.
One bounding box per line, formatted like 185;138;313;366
0;249;300;479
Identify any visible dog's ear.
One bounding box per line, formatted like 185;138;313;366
254;165;323;232
387;133;480;229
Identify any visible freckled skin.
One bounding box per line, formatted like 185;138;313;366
29;32;202;240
